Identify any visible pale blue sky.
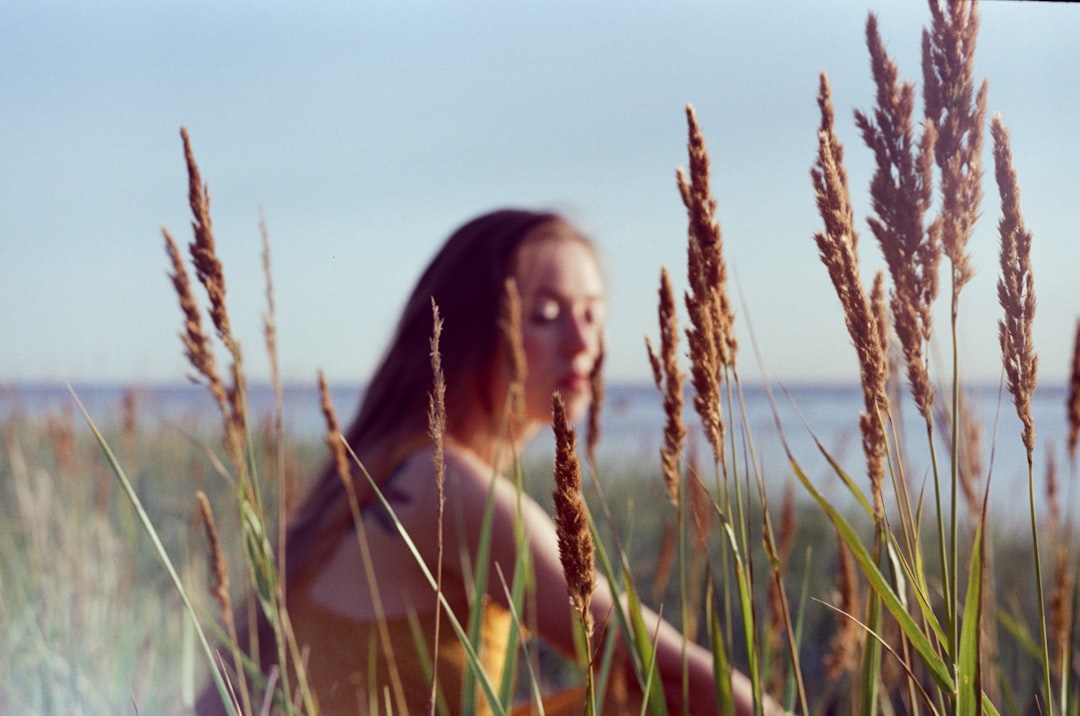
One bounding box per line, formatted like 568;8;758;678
2;1;1077;387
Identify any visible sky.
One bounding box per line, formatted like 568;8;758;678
2;0;1078;389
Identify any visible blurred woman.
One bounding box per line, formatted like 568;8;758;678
197;208;759;715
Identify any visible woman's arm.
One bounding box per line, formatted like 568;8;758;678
438;455;766;715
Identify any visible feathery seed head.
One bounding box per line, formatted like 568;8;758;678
552;393;596;636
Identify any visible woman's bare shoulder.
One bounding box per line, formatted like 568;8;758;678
392;443;553;526
388;443;492;494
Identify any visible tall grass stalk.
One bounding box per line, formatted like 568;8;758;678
991;112;1050;712
166;127;318;715
552;393;598;715
673;103;785;716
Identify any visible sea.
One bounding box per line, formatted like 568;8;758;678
3;379;1074;533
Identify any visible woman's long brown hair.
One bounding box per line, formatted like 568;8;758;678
284;208;570;585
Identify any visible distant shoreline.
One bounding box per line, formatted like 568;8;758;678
5;378;1070;534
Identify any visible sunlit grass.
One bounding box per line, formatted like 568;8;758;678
4;1;1079;713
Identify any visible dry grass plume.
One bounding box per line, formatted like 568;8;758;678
427;299;447;715
499;277;527;436
923;0;987;296
587;343;605;473
318;370;352;491
856;12;939;420
196;489;250;715
991;114;1038;459
646;266;686;508
812;72;890;522
166;128;247;463
163;227;230;427
552;392;596;638
1068;318;1080;466
677;104;735;466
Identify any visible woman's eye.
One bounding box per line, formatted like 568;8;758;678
532;300;561;323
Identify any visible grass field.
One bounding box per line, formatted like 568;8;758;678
0;386;1073;713
3;0;1079;713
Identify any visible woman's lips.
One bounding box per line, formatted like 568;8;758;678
557;373;591;394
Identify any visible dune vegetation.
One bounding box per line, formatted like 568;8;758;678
3;0;1079;713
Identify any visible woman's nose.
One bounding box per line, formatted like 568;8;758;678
562;314;592;356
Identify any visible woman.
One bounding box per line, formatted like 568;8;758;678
198;209;759;715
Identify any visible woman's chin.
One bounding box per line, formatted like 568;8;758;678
561;392;592;424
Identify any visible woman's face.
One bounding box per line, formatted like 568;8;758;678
511;231;605;426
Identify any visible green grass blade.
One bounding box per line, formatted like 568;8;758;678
791;456;955;692
705;579;734;716
713;514;763;711
404;610;451;716
493;566;550;715
624;573;669;716
584;502;650;688
462;476;500;715
957;517;985;716
859;581;883;714
495;543;530;706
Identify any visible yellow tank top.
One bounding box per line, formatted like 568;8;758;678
287;582;513;715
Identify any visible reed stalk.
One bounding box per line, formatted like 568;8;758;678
427;299;448;716
587;344;605;474
1068;320;1080;468
646;267;687;510
552;392;598;715
992;113;1051;711
166;128;316;714
923;0;988;666
645;264;693;708
196;490;249;715
811;72;890;528
260;212;290;593
678;104;734;471
856;14;943;594
499;278;527;439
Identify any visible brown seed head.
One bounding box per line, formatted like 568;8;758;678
1045;443;1060;536
428;300;447;492
180;127;233;344
196;490;232;617
678;104;736;466
923;0;986;293
163;227;230;419
586;342;605;472
552;393;596;636
992;115;1038;458
687;471;713;551
1067;318;1080;465
813;73;890;521
319;370;352;491
954;389;985;526
654;267;687;507
857;13;939;420
261;212;281;407
499;277;527;431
